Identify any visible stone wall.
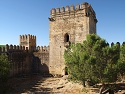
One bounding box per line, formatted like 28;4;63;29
0;44;32;77
0;43;49;77
33;46;49;74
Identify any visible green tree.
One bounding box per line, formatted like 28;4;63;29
64;34;108;86
64;43;88;86
0;54;10;93
81;34;112;84
102;43;120;83
0;54;10;82
64;34;120;88
118;43;125;81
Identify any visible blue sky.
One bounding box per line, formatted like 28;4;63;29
0;0;125;46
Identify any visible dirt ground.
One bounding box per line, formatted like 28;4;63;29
6;75;125;94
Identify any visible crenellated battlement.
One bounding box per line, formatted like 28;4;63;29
36;46;49;53
0;44;27;53
50;2;96;20
110;42;120;47
109;42;125;47
20;34;36;40
20;34;36;51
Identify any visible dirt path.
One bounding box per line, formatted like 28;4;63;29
7;75;99;94
7;75;125;94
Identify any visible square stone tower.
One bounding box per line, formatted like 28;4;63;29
49;2;97;75
19;34;36;52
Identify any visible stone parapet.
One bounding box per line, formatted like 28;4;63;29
50;2;96;19
20;34;36;40
36;46;49;53
0;44;27;54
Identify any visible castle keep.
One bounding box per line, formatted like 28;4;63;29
49;2;97;75
0;2;97;77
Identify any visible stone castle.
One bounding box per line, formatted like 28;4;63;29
0;2;97;77
49;2;97;75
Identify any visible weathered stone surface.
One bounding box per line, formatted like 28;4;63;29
49;2;97;75
0;2;97;77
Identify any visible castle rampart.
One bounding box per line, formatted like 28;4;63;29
36;46;49;53
33;45;49;74
0;43;34;77
50;2;96;21
0;44;27;54
0;34;39;77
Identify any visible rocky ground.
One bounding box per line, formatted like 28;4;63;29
6;75;125;94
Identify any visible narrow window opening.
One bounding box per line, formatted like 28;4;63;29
64;33;69;42
65;67;68;75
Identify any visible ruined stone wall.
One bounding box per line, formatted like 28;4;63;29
0;44;32;77
49;2;97;75
33;46;49;74
0;34;49;77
